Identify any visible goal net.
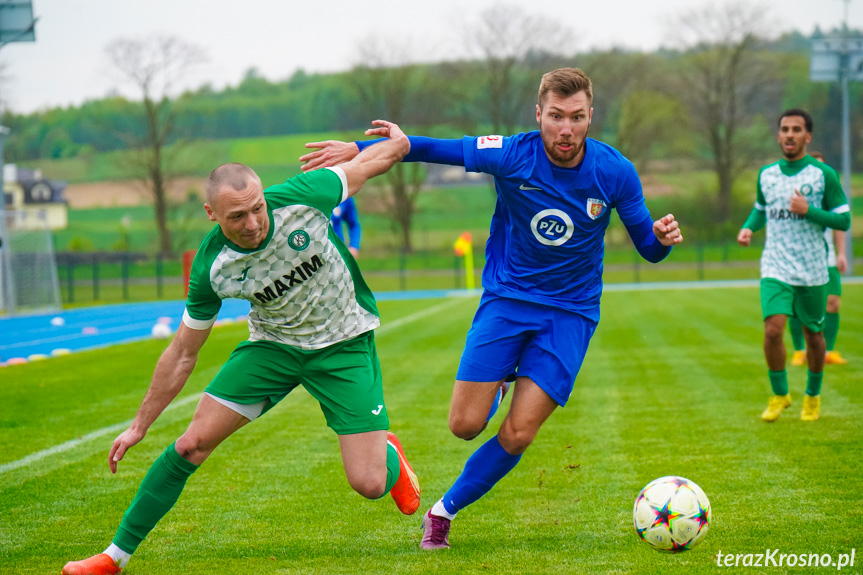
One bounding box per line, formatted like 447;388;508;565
0;209;61;314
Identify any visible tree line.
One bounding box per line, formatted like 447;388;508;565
3;2;861;254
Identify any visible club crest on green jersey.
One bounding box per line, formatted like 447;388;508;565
288;230;311;251
799;184;814;197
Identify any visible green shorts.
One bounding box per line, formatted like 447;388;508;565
827;266;842;297
205;331;388;435
760;278;827;332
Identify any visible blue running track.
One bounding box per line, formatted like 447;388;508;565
0;289;478;363
5;278;859;364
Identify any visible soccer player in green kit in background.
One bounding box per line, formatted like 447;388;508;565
788;151;849;367
737;109;850;423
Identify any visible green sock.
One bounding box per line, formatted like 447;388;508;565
768;370;789;396
789;317;805;351
824;313;839;351
806;370;823;397
113;443;199;554
383;442;400;496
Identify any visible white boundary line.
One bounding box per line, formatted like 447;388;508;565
0;394;201;475
375;298;467;335
0;297;472;476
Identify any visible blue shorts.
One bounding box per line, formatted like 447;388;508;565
456;293;597;406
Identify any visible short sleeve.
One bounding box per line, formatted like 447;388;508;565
265;167;346;214
183;248;222;330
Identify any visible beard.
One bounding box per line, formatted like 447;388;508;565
781;141;804;159
540;123;589;166
544;139;584;165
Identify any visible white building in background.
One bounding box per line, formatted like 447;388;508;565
3;164;68;230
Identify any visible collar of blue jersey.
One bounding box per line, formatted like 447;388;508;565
535;135;595;189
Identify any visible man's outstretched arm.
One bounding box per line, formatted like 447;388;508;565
108;322;211;473
302;135;465;172
336;120;411;197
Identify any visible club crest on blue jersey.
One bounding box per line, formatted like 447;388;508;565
586;198;607;220
530;209;574;246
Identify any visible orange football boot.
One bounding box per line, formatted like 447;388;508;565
387;432;421;515
62;553;122;575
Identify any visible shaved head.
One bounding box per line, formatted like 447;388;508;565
206;163;262;205
204;163;269;249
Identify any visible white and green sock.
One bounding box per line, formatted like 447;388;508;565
102;543;131;568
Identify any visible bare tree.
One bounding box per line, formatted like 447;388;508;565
348;37;426;253
105;36;206;255
616;90;692;171
670;2;783;222
461;4;574;135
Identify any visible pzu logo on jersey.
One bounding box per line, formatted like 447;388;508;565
530;209;574;246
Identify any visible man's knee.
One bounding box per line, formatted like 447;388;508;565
498;420;537;455
449;411;486;441
348;472;387;500
827;296;840;314
175;432;215;465
764;322;785;341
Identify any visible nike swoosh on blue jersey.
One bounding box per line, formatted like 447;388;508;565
519;184;543;191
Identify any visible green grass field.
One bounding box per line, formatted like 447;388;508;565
2;286;862;574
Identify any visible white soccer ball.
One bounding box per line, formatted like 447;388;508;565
633;476;711;553
151;322;173;339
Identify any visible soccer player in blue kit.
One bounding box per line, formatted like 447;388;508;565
331;196;362;257
301;68;683;549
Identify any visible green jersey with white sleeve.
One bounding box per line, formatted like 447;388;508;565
183;167;379;350
754;155;849;286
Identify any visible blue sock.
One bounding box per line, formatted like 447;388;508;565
485;387;504;422
442;435;522;515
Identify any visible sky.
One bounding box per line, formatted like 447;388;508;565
1;0;860;114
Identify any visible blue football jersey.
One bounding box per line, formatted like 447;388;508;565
462;132;652;320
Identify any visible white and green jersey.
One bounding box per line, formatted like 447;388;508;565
182;167;380;350
754;155;849;286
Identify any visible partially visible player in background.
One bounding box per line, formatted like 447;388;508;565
301;68;683;550
789;151;848;367
738;110;850;424
61;122;420;575
331;196;362;257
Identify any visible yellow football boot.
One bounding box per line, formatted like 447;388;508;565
761;394;792;422
790;350;807;366
800;395;821;421
825;351;848;365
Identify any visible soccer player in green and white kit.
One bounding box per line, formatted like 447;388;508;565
789;151;849;367
62;121;420;575
737;109;851;423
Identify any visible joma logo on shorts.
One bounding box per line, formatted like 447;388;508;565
254;255;324;303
